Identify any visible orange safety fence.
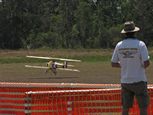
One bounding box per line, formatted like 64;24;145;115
0;82;153;115
24;88;153;115
0;82;120;115
25;89;121;115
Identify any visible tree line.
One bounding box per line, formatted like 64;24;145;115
0;0;153;49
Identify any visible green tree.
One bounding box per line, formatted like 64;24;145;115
58;0;78;48
0;0;153;49
75;1;94;48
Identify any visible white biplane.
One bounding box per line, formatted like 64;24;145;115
25;55;81;75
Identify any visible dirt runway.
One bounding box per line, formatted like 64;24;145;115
0;62;152;84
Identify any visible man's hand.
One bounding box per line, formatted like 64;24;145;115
111;62;121;68
143;60;150;68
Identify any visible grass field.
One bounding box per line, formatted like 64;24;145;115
0;49;152;84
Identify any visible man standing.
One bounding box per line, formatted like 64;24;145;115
111;21;150;115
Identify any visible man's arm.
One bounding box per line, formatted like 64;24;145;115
140;42;150;69
111;62;121;68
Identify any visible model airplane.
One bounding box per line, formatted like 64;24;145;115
25;55;81;75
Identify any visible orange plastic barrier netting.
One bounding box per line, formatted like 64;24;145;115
0;82;120;115
25;89;121;115
0;82;153;115
24;88;153;115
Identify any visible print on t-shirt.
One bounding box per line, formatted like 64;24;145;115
119;48;138;58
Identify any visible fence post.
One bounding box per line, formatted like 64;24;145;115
24;92;32;115
67;101;72;115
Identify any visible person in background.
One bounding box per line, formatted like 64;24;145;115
111;21;150;115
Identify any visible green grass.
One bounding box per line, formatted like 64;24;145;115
0;55;111;64
0;56;47;64
0;49;152;64
79;55;111;62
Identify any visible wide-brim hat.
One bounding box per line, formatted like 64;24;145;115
121;21;140;34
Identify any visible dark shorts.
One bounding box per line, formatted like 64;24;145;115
121;81;149;109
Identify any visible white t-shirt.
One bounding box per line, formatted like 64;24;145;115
111;38;149;83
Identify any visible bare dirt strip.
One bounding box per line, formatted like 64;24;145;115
0;49;152;84
0;62;152;84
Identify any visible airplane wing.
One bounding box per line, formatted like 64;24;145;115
25;65;49;69
57;68;80;72
55;62;74;67
25;65;80;72
26;55;81;62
